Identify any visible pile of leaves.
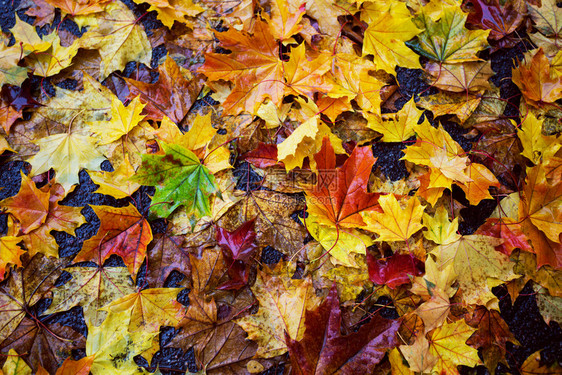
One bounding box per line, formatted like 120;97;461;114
0;0;561;373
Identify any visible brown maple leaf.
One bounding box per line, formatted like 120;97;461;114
286;285;400;374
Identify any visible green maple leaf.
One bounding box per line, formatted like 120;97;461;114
133;142;217;219
407;6;490;63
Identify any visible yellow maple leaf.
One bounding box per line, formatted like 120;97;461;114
132;0;203;28
89;95;146;145
362;1;423;73
367;97;426;142
89;157;141;199
78;2;152;78
411;256;458;299
27;132;106;193
517;112;560;164
400;335;438;373
431;235;519;308
10;15;50;54
284;43;332;99
86;311;157;374
306;215;373;267
361;194;426;242
277;115;344;171
236;268;320;358
101;288;186;333
428;320;482;374
25;32;79;77
0;230;25;281
423;206;462;245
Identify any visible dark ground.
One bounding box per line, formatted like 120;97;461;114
0;0;560;374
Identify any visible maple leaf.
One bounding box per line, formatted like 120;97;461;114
73;204;153;275
133;141;218;219
125;56;204;124
415;287;452;334
431;235;519;308
286;284;400;374
303;139;381;265
425;61;494;93
458;162;501;206
367;97;424;142
423;205;462;245
85;310;157;374
216;219;258;290
27;131;106;194
78;2;151;78
399;334;438;373
24;32;80;77
10;15;51;55
465;0;526;48
145;229;191;288
367;252;424;288
23;0;55;27
512;48;562;106
89;95;146;145
88;157;141;199
284;43;332;99
276;114;344;171
361;194;426;242
220;187;307;253
45;265;135;326
0;255;66;345
0;318;84;374
21;182;86;258
266;0;306;41
306;138;380;229
101;288;186;333
0;234;24;282
519;164;562;269
169;247;268;373
528;0;562;57
408;5;490;63
0;171;49;234
517;112;560;164
362;1;422;73
43;0;111;17
409;320;481;375
131;0;203;28
199;20;286;115
236;266;320;358
0;38;28;86
466;306;520;372
0;255;82;374
319;52;383;117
